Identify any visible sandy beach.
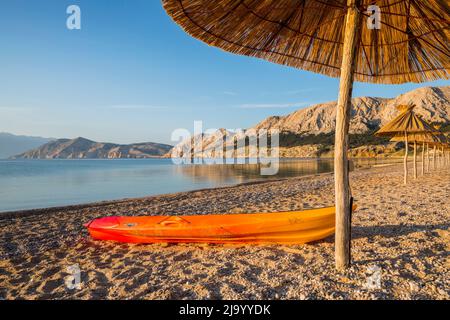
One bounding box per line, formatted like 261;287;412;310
0;164;448;300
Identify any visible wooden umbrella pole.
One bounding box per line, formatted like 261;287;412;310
438;146;441;168
433;145;437;170
442;146;445;168
334;0;361;270
404;131;408;185
413;140;417;179
444;148;446;167
427;143;430;173
421;142;425;176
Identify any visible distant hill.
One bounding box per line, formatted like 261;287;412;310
12;137;173;159
0;133;54;159
168;86;450;158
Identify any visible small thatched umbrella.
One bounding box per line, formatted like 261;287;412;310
437;133;448;169
445;134;450;166
375;104;437;184
162;0;450;269
390;131;441;176
432;124;447;170
445;136;450;167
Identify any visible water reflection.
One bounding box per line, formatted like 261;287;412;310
174;160;333;189
173;158;401;184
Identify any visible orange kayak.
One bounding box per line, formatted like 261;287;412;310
85;205;353;244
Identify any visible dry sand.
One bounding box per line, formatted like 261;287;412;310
0;164;448;300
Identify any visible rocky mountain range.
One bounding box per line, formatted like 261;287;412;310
9;86;449;160
12;137;173;159
252;86;449;134
169;86;450;158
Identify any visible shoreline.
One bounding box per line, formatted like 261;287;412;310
0;170;336;219
3;155;409;161
0;158;405;218
1;163;448;299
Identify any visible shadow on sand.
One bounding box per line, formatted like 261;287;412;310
352;223;449;239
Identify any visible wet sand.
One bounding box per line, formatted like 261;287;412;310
0;164;448;300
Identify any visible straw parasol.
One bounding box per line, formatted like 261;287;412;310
390;131;440;176
445;134;450;167
376;104;437;184
432;125;448;169
162;0;450;269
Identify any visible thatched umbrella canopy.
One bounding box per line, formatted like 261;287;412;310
376;104;436;184
163;0;449;83
375;105;437;136
162;0;450;269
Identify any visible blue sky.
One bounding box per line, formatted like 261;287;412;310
1;0;448;144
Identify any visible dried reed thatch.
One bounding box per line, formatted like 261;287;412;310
162;0;450;84
375;105;437;136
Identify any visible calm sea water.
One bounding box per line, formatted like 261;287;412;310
0;158;398;212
